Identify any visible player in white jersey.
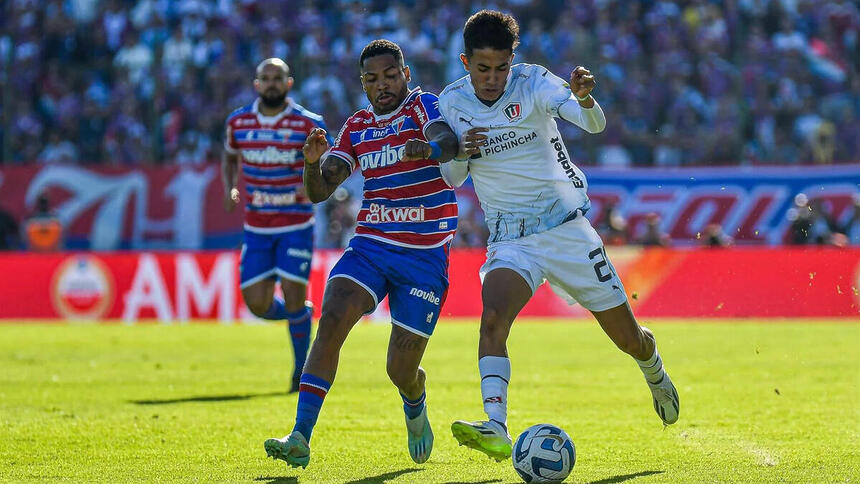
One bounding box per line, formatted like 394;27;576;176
438;10;680;461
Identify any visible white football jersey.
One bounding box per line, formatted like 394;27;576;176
439;63;598;243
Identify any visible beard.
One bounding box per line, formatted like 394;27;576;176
259;90;287;108
371;86;408;114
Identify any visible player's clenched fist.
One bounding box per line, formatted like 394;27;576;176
460;127;489;158
402;138;432;161
569;66;596;100
224;187;240;211
303;127;330;164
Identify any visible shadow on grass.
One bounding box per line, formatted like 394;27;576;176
343;468;424;483
130;391;286;405
254;477;298;484
442;480;503;484
587;470;665;484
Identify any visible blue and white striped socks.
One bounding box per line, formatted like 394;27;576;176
401;391;426;420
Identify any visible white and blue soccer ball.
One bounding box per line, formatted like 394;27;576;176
512;424;576;483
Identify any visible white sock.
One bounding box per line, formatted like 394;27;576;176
479;356;510;429
635;347;666;384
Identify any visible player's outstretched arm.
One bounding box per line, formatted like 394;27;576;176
221;150;240;211
401;122;460;163
303;127;350;203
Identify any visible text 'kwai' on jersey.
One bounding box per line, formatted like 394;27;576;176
327;88;458;249
225;98;332;233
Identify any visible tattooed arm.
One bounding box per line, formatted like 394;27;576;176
303;127;352;203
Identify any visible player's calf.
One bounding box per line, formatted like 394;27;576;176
478;311;514;355
242;283;282;320
285;303;313;392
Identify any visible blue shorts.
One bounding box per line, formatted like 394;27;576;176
240;226;314;288
328;236;450;338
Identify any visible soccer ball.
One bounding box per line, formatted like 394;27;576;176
512;424;576;483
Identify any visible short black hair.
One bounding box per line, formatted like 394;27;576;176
359;39;404;68
463;9;520;57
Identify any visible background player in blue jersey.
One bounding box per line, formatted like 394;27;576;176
263;40;460;469
222;59;332;393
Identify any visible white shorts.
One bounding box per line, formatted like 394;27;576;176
479;216;628;312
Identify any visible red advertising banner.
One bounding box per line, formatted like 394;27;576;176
2;164;857;250
0;248;857;321
0;165;244;250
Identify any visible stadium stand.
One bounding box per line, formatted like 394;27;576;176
1;0;857;247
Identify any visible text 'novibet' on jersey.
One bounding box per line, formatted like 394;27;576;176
328;88;458;248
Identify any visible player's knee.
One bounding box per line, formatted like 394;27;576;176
281;286;307;312
480;306;512;339
244;294;272;317
614;329;648;357
314;312;339;337
314;309;349;345
318;305;349;325
640;326;655;344
386;362;416;390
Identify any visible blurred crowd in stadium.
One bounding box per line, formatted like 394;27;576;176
1;0;858;249
3;0;858;166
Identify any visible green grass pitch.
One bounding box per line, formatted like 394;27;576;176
1;320;858;483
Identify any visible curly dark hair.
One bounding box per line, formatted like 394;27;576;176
463;9;520;57
359;39;404;68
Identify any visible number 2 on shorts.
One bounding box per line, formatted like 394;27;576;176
588;247;613;283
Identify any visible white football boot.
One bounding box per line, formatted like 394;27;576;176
648;372;680;425
264;431;310;468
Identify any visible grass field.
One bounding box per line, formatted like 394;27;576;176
1;319;858;483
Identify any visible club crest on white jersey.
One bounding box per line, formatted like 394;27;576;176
439;63;592;242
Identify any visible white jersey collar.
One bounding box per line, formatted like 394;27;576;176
253;98;294;125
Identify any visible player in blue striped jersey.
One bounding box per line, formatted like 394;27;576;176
223;59;332;393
